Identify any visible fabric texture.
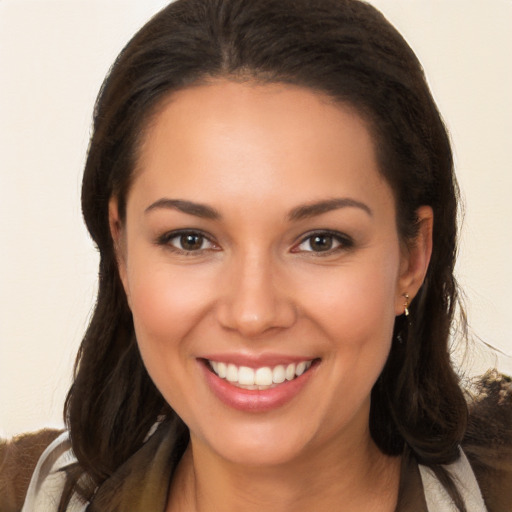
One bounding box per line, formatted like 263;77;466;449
21;432;85;512
419;451;487;512
0;428;61;512
20;370;512;511
22;425;485;512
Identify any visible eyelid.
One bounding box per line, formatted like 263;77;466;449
156;228;220;253
291;230;354;254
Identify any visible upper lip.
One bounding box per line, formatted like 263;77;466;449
200;353;318;368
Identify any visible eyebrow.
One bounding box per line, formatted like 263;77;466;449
144;199;221;219
288;198;373;221
144;197;372;222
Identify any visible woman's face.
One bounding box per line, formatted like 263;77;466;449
111;81;431;467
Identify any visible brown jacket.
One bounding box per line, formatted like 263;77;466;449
3;371;511;511
0;428;62;512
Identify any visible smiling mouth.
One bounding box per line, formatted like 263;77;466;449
205;359;317;390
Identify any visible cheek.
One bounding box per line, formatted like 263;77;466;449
124;256;218;403
303;259;399;427
299;253;400;347
126;257;214;341
125;259;216;407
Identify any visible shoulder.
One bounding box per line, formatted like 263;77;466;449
19;430;86;512
0;428;62;512
462;370;512;512
419;449;487;511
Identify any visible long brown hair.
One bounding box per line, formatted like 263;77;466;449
64;0;468;508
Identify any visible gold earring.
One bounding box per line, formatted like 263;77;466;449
403;293;410;316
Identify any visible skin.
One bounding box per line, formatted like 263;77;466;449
110;81;433;512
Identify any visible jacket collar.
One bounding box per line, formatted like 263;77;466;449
88;419;427;512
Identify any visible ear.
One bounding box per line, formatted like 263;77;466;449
108;197;130;301
395;206;433;315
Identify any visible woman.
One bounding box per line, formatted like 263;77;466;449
21;0;511;510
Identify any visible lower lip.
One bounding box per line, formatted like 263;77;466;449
200;361;317;412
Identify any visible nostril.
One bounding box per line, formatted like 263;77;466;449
214;272;297;336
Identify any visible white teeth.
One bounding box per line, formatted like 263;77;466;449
238;366;255;385
255;367;273;386
217;361;227;378
295;361;306;376
272;365;286;384
226;364;238;382
209;359;314;387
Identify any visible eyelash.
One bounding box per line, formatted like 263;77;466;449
292;230;354;255
156;229;354;256
156;229;218;254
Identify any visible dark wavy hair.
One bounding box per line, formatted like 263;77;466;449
63;0;468;509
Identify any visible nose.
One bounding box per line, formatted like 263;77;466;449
216;251;297;337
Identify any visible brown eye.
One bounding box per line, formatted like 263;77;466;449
294;231;352;254
158;230;217;253
308;234;334;252
180;233;204;251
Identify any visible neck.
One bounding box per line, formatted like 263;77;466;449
167;427;400;512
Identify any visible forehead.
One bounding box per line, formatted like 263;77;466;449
131;80;393;215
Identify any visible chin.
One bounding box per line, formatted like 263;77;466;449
190;415;325;468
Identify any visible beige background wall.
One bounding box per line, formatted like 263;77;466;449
1;0;511;438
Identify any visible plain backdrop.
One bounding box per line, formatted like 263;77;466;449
1;0;511;438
